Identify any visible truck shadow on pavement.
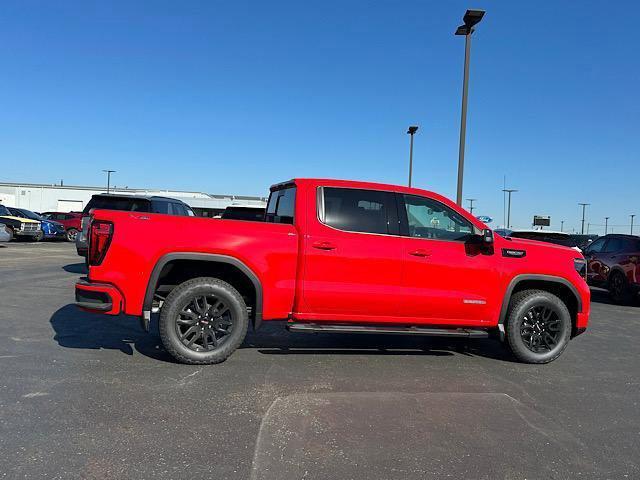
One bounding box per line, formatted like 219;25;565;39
49;307;513;363
50;304;173;362
242;322;514;362
62;262;88;274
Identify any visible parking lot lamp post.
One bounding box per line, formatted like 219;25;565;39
560;220;564;232
102;169;116;194
407;126;419;187
578;203;589;235
605;217;609;235
467;198;476;214
455;9;485;206
631;215;636;235
502;189;517;229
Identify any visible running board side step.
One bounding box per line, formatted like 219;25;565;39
286;323;489;338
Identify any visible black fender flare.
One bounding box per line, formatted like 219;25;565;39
143;252;263;328
497;274;583;338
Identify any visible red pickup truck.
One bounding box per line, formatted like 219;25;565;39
76;178;590;365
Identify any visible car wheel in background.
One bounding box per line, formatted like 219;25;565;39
66;228;78;242
34;231;44;242
505;289;572;364
608;271;631;305
159;277;249;365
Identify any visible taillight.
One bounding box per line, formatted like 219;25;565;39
88;221;113;266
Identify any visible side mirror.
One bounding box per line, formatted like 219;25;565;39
482;229;494;244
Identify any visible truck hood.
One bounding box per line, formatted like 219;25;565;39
0;215;40;224
502;236;581;255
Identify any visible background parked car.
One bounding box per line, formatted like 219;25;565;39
0;204;41;241
8;207;67;241
0;223;11;242
583;234;640;304
506;230;584;251
40;211;83;242
220;206;266;221
76;194;195;257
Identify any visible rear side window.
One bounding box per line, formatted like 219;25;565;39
320;187;394;235
266;187;296;224
604;237;637;253
84;196;151;213
170;202;188;216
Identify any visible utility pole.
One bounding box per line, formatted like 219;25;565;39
466;198;476;214
605;217;609;235
560;220;564;232
631;214;636;235
578;203;590;235
502;189;517;229
407;126;418;187
454;9;485;205
102;170;116;194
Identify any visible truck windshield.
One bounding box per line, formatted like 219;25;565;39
265;187;295;224
0;205;12;216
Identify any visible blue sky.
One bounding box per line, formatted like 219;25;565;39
1;1;638;232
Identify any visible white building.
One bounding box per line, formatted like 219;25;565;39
0;182;267;217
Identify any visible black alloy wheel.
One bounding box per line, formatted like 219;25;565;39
176;294;234;352
519;305;561;353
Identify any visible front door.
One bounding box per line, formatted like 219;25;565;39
398;193;498;326
584;237;608;285
300;186;404;321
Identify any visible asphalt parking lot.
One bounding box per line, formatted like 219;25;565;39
1;242;639;479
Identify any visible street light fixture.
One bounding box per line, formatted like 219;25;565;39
502;188;517;229
631;214;636;235
407;126;419;187
102;169;116;194
578;203;590;235
454;9;485;205
466;198;476;214
560;220;565;232
605;217;609;235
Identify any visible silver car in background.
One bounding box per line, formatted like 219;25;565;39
0;223;12;242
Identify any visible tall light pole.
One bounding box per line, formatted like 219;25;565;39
407;126;418;187
560;220;564;232
454;9;485;206
578;203;589;235
605;217;609;235
631;214;636;235
102;169;116;194
502;188;517;229
466;198;476;214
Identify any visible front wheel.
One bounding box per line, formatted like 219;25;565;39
34;231;44;242
505;289;572;364
608;271;631;305
159;277;249;365
66;228;78;242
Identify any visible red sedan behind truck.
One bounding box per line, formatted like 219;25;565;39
76;178;590;365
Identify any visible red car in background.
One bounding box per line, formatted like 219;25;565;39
40;212;82;242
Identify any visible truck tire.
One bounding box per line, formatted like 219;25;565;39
505;289;571;364
34;230;44;242
159;277;249;365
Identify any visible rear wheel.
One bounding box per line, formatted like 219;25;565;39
66;228;78;242
505;289;572;364
608;271;631;305
159;277;248;365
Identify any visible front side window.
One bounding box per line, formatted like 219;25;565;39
585;237;606;254
265;186;296;224
403;194;474;241
320;187;393;235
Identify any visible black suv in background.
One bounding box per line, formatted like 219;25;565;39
583;234;640;304
76;194;195;257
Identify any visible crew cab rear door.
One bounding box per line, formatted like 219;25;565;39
300;186;404;320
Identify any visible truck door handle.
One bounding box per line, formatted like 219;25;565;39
409;249;431;257
312;241;336;251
